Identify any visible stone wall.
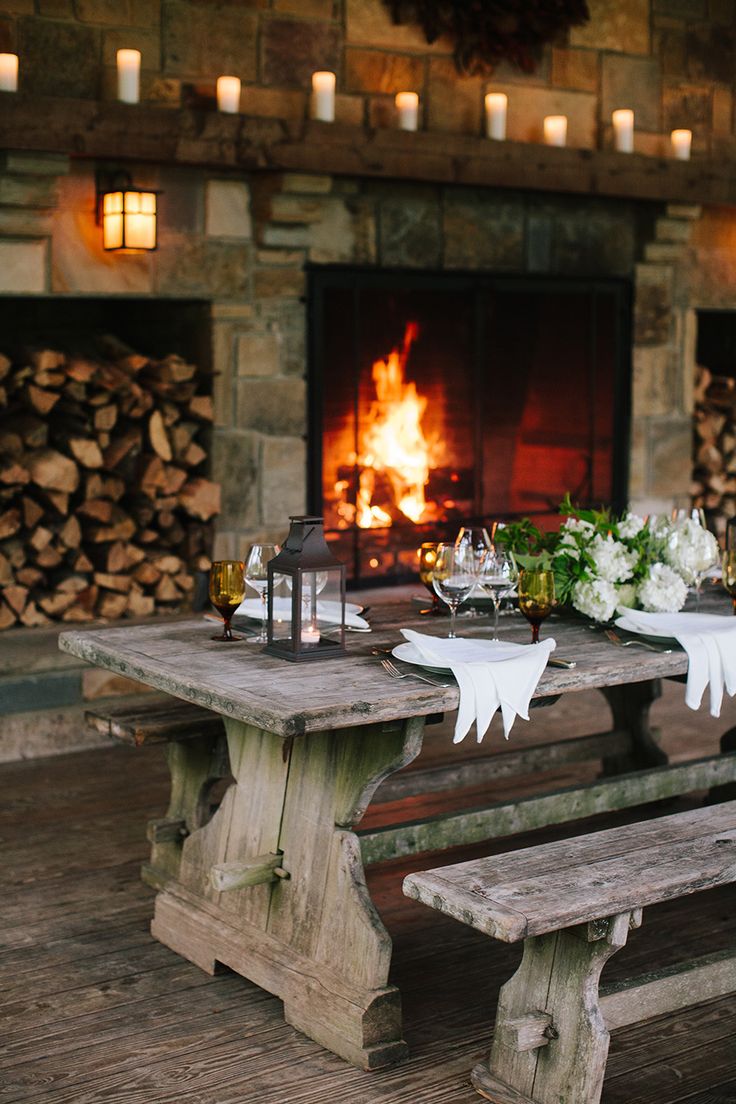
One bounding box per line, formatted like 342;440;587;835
1;1;734;155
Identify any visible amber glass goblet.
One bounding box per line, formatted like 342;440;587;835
209;560;246;641
518;568;555;644
722;551;736;614
418;542;441;615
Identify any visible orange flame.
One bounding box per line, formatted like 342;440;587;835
347;322;438;529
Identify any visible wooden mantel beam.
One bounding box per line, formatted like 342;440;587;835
3;91;736;206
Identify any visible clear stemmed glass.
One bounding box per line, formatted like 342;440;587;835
479;548;518;639
244;543;279;644
208;560;246;641
432;542;479;639
456;527;492;617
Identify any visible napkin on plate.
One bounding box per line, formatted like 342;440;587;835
401;629;556;743
614;608;736;717
234;597;370;631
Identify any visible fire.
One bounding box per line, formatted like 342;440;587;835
345;321;439;529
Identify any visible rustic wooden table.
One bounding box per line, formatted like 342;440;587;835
59;602;736;1070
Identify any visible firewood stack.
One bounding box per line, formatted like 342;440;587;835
0;343;220;629
692;364;736;540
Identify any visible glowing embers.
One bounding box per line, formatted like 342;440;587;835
336;322;443;530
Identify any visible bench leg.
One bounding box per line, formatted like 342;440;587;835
143;732;230;889
472;912;635;1104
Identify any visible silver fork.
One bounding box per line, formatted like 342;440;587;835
380;658;450;688
605;629;672;654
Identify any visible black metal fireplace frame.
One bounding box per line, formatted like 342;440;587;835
307;264;632;586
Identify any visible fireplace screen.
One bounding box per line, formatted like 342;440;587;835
308;268;630;585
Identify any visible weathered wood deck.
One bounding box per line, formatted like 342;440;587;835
2;683;735;1103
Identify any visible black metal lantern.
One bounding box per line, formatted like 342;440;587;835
265;516;347;662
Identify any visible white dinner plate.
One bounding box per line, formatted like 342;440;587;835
392;642;451;673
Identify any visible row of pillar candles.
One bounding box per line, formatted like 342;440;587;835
0;50;694;161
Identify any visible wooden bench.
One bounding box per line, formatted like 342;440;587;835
403;802;736;1104
86;695;230;889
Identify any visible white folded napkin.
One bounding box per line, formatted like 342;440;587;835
615;608;736;717
235;597;369;631
401;629;556;743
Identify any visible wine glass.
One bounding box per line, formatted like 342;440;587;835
518;568;555;644
722;551;736;614
208;560;245;641
245;543;279;644
432;542;479;639
418;542;441;615
455;527;492;618
479;548;518;639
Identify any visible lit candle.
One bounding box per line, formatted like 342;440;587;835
117;49;141;104
217;75;241;114
396;91;419;131
0;53;18;93
300;625;321;644
543;115;567;147
311;70;336;122
485;92;507;140
671;128;692;161
612;108;634;153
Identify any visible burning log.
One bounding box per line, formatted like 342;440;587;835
0;342;217;628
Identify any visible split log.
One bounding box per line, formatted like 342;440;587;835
26;449;79;493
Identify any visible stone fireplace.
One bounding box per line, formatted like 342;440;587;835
2;0;736;603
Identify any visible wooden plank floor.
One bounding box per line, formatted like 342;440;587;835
1;685;736;1104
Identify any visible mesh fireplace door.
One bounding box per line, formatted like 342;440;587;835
308;267;630;586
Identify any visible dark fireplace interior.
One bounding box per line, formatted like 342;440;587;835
308;267;631;585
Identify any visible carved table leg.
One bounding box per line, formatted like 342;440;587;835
601;680;668;775
143;731;230;890
472;912;635;1104
150;714;425;1069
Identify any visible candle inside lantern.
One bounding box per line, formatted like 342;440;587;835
117;49;141;104
485;92;507;140
543;115;567;147
671;128;692;161
612;108;634;153
300;625;321;644
311;70;336;122
0;53;18;93
217;75;241;114
396;91;419;131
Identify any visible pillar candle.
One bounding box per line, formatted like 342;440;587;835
671;128;692;161
612;108;634;153
117;49;141;104
485;92;507;140
311;70;336;122
543;115;567;147
217;75;241;114
396;92;419;131
0;53;18;93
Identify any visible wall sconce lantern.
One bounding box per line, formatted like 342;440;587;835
96;170;159;252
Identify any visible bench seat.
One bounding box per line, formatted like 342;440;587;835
403;802;736;1104
85;695;224;746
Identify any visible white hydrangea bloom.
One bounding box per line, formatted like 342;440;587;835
589;534;638;584
618;513;645;539
616;582;637;608
664;517;719;585
637;563;688;613
562;518;595;538
572;577;619;622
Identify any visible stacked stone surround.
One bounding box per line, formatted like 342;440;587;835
1;1;735;160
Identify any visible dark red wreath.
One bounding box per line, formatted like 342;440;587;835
383;0;591;75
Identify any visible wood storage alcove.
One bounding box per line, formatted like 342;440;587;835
0;297;218;629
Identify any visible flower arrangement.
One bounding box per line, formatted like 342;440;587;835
495;495;719;623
